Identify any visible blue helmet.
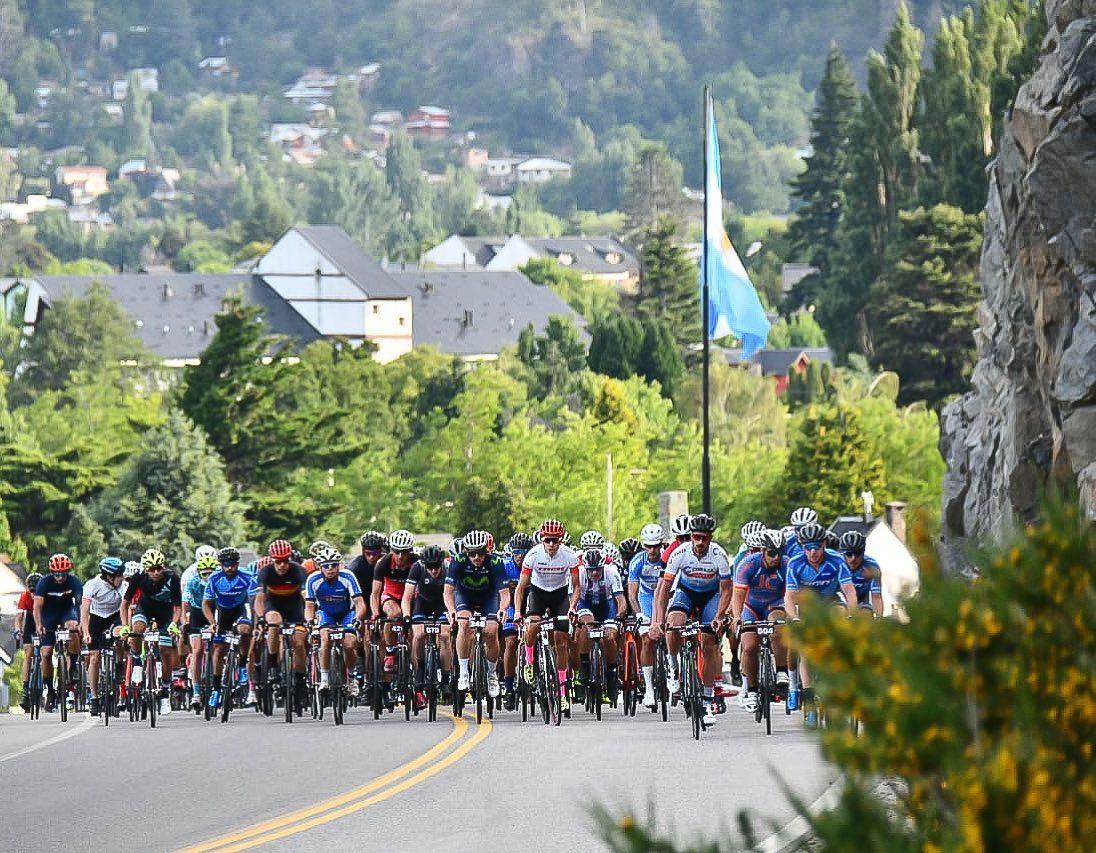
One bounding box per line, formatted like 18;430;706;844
98;556;125;576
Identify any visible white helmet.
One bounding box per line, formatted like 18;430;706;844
123;560;141;578
744;531;765;549
463;529;490;551
790;507;818;528
579;530;605;549
389;529;415;551
639;523;665;546
670;514;691;537
602;542;620;564
740;520;765;540
195;544;217;561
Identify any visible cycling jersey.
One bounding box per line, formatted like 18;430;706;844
662;543;732;594
577;565;624;616
660;539;685;565
257;561;307;613
346;553;378;602
521;543;579;592
847;555;882;604
182;570;206;610
627;551;663;597
734;552;788;619
124;571;182;608
35;574;84;615
445;554;507;595
304;570;362;619
202;569;256;610
784;532;805;561
81;576;122;618
374;553;416;601
502;556;523;628
406;561;446;618
732;544;760;572
786;552;853;598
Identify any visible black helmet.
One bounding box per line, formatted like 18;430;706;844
217;546;240;565
359;531;386;550
796;522;827;546
582;548;605;569
421;544;446;566
840;530;867;554
508;532;534;551
689;513;717;534
618;537;641;564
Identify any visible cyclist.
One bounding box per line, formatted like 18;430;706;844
14;571;43;712
650;514;731;727
513;519;580;712
178;546;216;675
661;513;692;564
371;529;418;680
80;557;126;716
303;539;334;575
785;507;819;560
255;539;309;699
444;529;509;699
784;521;858;726
33;556;85;710
201;546;259;709
304;546;367;697
500;532;533;710
571;548;627;701
183;554;218;709
120;549;182;715
402;544;452;709
734;521;767;570
349;531;386;597
579;530;605;551
617;537;641;574
602;541;621;566
731;528;790;713
840;531;883;617
627;523;665;709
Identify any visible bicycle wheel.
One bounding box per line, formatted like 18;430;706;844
400;647;413;721
331;647;345;726
424;643;438;722
683;652;701;741
622;639;637;717
145;653;159;728
29;650;42;720
654;642;669;722
220;648;236;723
75;656;88;712
761;649;774;735
202;647;215;721
371;642;384;720
283;641;295;723
589;644;603;720
544;643;562;727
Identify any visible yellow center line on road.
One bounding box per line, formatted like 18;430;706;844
177;712;490;853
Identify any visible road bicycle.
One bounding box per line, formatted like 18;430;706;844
53;628;73;722
738;619;784;735
669;621;708;740
392;618;414;721
583;621;607;721
26;634;45;720
652;634;671;721
216;628;244;724
619;616;641;718
97;629;123;725
326;626;349;726
420;619;446;722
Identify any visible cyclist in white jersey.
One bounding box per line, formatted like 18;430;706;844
512;518;580;711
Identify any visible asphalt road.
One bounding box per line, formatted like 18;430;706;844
1;696;835;852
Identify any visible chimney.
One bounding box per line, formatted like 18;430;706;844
193;281;205;296
161;283;173;300
885;501;908;543
462;309;473;328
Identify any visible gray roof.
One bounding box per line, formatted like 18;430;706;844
828;515;882;539
36;273;322;360
525;236;639;275
722;346;834;376
390;270;585;357
291;225;409;298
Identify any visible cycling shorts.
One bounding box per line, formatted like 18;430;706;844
527;586;569;619
20;613;37;641
742;601;786;623
40;608;79;647
133;601;174;632
576;599;615;623
86;612;121;650
411;599;446;622
855;587;875;609
637;590;654;620
317;610;356;629
265;599;306;625
453;589;500;617
214;604;251;634
668;587;719;623
185;606;209;639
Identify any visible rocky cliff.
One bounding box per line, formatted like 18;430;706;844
940;0;1096;547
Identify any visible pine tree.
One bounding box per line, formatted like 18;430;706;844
622;143;687;240
588;315;643;379
637;320;684;398
635;217;700;358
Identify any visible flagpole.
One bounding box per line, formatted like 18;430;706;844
701;85;712;515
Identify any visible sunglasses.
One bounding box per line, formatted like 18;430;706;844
541;537;560;544
511;549;528;557
393;548;414;555
803;542;824;551
764;549;781;558
690;533;711;541
466;548;487;558
843;550;864;558
146;565;165;572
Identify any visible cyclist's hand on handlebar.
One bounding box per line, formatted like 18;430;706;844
167;622;181;637
119;625;132;638
496;609;507;624
648;622;663;640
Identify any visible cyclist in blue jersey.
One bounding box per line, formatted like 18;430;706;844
731;528;790;713
784;521;858;725
183;554;218;709
33;554;83;712
627;523;665;709
500;532;533;710
202;546;258;708
839;531;883;616
733;521;766;571
571;548;627;701
444;529;510;699
784;507;818;560
304;546;366;697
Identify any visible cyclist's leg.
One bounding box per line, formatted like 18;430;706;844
739;605;761;691
265;609;283;660
454;607;472;688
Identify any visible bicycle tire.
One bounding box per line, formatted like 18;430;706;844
331;646;345;726
75;657;88;712
28;651;41;720
220;647;236;723
590;643;603;721
537;642;551;725
400;646;413;721
654;642;669;721
682;648;701;740
98;653;111;727
424;642;438;722
282;640;294;723
56;651;69;722
146;652;158;728
371;641;384;720
544;642;562;726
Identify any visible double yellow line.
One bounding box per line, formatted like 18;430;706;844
178;713;491;852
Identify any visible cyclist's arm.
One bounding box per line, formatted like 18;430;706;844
14;608;24;632
783;588;801;618
32;595;45;632
254;587;267;617
512;573;530;617
201;592;216;626
568;577;581;614
443;583;456;619
729;585;748;622
369;579;383;620
79;596;92;640
304;599;316;623
715;577;734;621
612;592;627;620
400;581;415;619
839;580;857;612
353;594;367;622
871;591;884;617
627;580;642;615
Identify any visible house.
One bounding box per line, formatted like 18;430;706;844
404;106;451;140
462;147;489;170
54;165;109;205
112;68;159;101
829;501;919;617
515;157;572;185
67;206;115;233
117;161;181;200
1;277;50;335
722;346;834;393
253;225;414;362
389;269;584;361
198;56;239;81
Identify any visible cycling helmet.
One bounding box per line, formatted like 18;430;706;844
359;531;385;550
618;537;641;564
449;538;464;559
740;520;766;540
582;548;605;569
790;507;819;528
509;532;534;551
255;555;274;570
824;528;841;550
579;530;605;549
639;523;665;547
602;542;621;564
195;544;217;561
389;529;415;552
744;531;765;549
463;530;490;552
268;539;293;560
759;528;785;552
796;522;827;546
840;530;867;554
48;553;74;573
309;539;333;558
123;561;141;578
140;549;165;569
781;524;796;540
26;571;43;588
670;514;692;537
196;554;219;576
561;531;573;547
98;557;125;577
315;545;342;567
217;546;240;565
421;545;446;567
689;513;717;534
539;518;565;539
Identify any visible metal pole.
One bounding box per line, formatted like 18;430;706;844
607;452;614;541
701;86;712;515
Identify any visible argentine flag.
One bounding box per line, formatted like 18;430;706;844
704;96;770;358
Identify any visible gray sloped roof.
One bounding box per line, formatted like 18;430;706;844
828;515;881;539
292;225;409;298
389;270;585;357
36;273;322;360
525;236;639;275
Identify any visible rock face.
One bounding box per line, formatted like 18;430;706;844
940;1;1096;548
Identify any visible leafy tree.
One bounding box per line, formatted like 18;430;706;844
516;316;588;399
587;315;644;379
675;359;787;451
385;131;436;256
766;311;829;348
240;168;293;246
54;505;109;579
121;73;153;159
521;257;620;324
173;239;233;272
868;204;983;407
90;409;247;569
635;217;700;357
787;358;837;410
622;142;686;239
307;153;399;257
636;320;684;398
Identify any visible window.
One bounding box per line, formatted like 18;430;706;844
372;304;379;314
398;316;405;326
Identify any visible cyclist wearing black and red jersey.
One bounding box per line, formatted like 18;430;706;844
255;538;309;696
660;513;692;565
371;529;418;676
401;544;452;708
120;548;183;715
14;571;43;712
32;555;83;712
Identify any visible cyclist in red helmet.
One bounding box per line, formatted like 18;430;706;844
32;554;84;712
255;539;309;698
